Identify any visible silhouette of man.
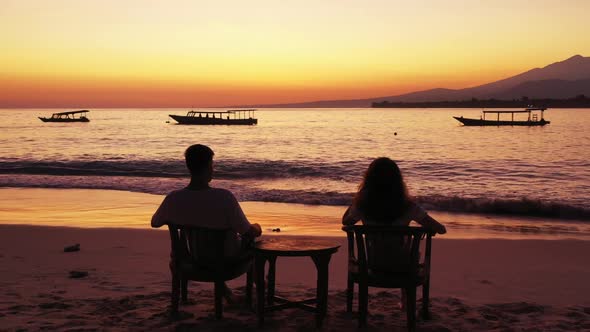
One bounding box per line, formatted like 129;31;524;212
151;144;262;254
151;144;262;302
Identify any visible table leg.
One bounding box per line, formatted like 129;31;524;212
312;253;332;328
267;256;277;305
255;254;267;327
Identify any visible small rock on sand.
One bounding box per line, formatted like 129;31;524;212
64;244;80;252
69;271;89;279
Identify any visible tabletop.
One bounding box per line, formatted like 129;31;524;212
254;238;340;257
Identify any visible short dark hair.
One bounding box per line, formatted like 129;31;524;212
185;144;214;175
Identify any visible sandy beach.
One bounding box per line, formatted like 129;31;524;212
1;188;590;331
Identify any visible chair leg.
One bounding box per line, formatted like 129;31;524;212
346;274;354;313
181;278;188;303
405;287;417;332
267;257;277;305
214;281;224;319
171;272;180;313
422;279;430;320
358;281;368;327
255;256;267;327
246;265;253;308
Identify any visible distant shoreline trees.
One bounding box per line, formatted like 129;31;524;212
372;95;590;108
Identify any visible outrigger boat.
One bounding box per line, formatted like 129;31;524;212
453;107;550;126
39;110;90;123
169;109;258;125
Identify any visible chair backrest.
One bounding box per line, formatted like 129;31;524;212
342;225;433;276
168;224;228;264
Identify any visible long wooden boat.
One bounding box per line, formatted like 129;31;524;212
169;109;258;125
39;110;90;123
453;107;550;126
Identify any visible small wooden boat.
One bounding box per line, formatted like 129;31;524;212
453;107;550;126
39;110;90;123
169;109;258;125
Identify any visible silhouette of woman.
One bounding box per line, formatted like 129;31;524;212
342;157;446;308
342;157;446;234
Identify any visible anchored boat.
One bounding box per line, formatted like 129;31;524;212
169;109;258;125
453;107;550;126
39;110;90;123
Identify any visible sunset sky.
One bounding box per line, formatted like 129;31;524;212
1;0;589;107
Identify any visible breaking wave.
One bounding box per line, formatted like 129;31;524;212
415;195;590;221
0;173;588;221
0;159;359;181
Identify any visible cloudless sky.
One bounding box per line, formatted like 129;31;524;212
1;0;589;107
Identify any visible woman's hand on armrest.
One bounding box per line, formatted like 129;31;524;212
437;223;447;235
419;214;446;234
342;206;360;225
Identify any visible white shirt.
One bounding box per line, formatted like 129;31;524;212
151;187;252;256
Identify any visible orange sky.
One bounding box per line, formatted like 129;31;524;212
1;0;589;107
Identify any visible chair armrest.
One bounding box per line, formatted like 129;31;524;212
344;229;356;261
241;235;256;250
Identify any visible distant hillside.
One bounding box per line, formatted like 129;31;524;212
492;79;590;100
247;55;590;108
373;95;590;108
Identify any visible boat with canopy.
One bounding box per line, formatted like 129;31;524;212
169;109;258;125
453;107;550;126
39;110;90;123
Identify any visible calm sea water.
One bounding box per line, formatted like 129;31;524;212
0;108;589;221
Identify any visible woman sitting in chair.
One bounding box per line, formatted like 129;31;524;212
342;157;446;316
342;157;446;233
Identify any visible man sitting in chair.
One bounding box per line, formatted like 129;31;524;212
151;144;262;298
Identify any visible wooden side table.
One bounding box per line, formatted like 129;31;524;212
254;238;340;327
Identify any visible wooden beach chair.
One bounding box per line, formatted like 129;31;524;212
342;225;434;331
167;224;254;319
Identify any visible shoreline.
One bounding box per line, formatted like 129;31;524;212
1;187;589;240
2;172;589;221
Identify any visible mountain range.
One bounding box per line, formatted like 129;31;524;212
245;55;590;108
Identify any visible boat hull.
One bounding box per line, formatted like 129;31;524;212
453;116;550;126
39;117;90;123
169;115;257;125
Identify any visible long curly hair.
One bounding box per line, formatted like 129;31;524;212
353;157;409;223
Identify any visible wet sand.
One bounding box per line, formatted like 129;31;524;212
1;187;588;239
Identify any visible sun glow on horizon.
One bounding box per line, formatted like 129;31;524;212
1;0;589;107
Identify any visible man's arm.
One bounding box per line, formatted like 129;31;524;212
226;191;262;238
243;223;262;238
151;195;170;228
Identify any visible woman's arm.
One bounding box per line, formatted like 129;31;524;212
409;202;446;234
416;213;446;234
342;205;361;225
